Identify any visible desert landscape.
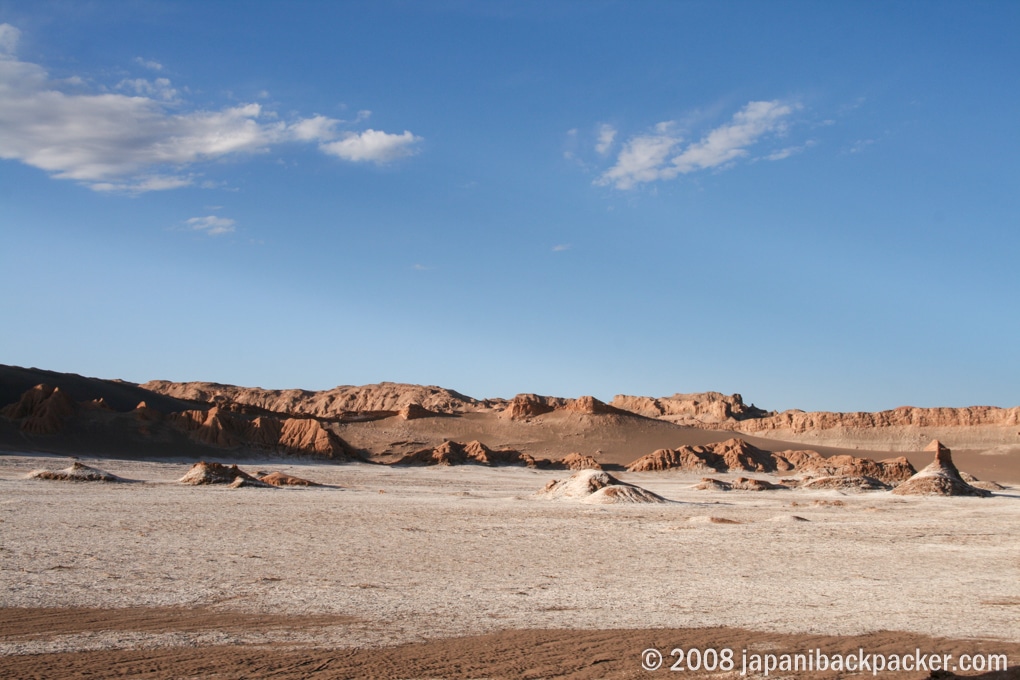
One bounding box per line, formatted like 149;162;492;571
1;363;1018;678
4;3;1019;677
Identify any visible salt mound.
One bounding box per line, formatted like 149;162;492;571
892;440;992;497
691;476;784;491
27;461;123;482
178;461;267;486
800;475;890;492
258;471;320;487
960;472;1006;491
536;470;667;504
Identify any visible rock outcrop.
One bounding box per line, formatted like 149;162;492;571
393;440;531;466
693;476;785;491
178;462;268;486
625;438;916;487
557;453;603;470
257;471;320;487
892;440;992;497
536;470;668;504
626;438;818;473
27;461;123;482
1;384;78;434
141;380;480;418
797;455;915;485
503;394;633;420
502;394;563;420
611;392;771;424
799;476;890;492
564;396;628;416
398;403;433;420
168;408;352;460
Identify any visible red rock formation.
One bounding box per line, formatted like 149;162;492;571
502;394;561;420
0;384;78;434
169;407;247;448
798;454;915;485
626;438;783;473
398;403;432;420
166;406;352;460
557;453;603;470
625;438;913;485
133;401;162;422
140;380;480;418
564;396;627;416
610;392;770;423
393;440;530;466
277;418;349;459
257;471;319;487
730;405;1020;434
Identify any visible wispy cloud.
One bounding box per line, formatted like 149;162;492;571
0;23;423;192
116;77;178;101
134;57;163;71
763;139;816;161
596;100;800;190
848;138;875;154
595;123;616;155
552;243;571;252
185;215;236;236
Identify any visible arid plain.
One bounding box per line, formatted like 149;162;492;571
2;364;1019;678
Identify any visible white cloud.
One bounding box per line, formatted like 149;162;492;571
595;123;616;155
670;101;795;174
320;129;422;163
595;126;681;190
552;243;571;252
117;77;178;101
0;25;422;191
135;57;163;71
288;114;339;142
186;215;235;236
0;23;19;55
597;100;800;190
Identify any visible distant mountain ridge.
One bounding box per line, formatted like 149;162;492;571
2;364;1018;456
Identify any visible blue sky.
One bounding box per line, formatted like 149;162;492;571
1;1;1017;412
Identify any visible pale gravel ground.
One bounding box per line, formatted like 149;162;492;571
2;453;1019;655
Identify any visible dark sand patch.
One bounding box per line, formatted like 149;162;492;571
1;608;1017;679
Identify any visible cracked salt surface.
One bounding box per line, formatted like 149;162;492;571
1;455;1018;654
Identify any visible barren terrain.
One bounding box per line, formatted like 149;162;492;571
2;454;1019;677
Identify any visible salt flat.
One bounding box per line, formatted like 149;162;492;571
2;454;1018;658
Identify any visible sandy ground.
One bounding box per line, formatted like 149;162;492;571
2;453;1019;677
